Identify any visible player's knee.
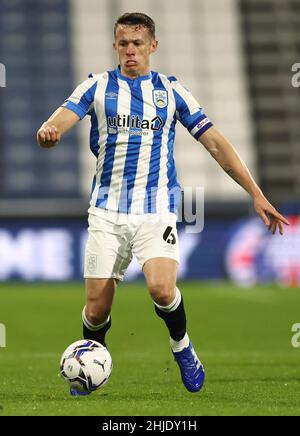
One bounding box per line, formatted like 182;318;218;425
148;282;175;306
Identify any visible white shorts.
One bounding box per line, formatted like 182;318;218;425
84;206;179;281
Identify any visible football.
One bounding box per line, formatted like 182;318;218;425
60;340;112;394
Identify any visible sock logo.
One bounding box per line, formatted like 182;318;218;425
163;227;176;245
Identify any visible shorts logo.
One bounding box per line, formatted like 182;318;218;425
153;90;168;108
87;254;97;274
163;226;176;245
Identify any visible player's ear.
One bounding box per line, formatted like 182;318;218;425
150;39;158;54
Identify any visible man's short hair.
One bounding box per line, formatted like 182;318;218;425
114;12;156;39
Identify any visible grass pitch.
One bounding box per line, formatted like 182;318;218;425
0;281;300;416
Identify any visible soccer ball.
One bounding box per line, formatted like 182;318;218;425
60;340;112;393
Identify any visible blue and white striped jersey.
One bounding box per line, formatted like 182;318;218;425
62;66;213;214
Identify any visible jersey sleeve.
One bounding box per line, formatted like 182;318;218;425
169;77;213;140
61;74;97;120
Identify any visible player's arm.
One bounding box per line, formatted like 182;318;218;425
37;107;80;148
199;126;290;235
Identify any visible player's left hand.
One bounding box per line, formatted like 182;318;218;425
253;195;290;235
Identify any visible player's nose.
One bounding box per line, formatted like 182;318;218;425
126;43;136;55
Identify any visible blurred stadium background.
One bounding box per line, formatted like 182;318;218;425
0;0;300;287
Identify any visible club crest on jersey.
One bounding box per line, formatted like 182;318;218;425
153;90;168;108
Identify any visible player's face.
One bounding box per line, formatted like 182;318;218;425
114;25;158;78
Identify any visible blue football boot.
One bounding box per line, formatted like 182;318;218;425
70;388;91;397
173;342;205;392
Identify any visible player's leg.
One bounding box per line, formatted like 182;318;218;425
143;258;186;341
132;215;186;344
82;211;132;347
132;212;204;393
82;278;118;346
143;258;204;393
71;211;131;397
72;279;116;397
143;258;187;346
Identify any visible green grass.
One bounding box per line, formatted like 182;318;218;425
0;281;300;416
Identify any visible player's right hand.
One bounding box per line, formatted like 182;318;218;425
37;125;61;148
